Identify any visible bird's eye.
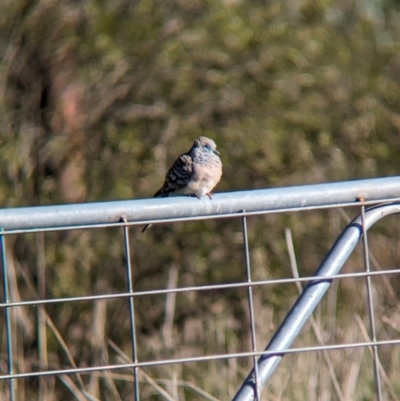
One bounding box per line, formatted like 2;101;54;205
204;144;211;151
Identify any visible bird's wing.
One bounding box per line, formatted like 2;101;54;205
153;154;193;197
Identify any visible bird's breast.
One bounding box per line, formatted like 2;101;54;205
183;162;222;196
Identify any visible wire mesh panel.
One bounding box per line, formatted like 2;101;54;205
1;177;400;401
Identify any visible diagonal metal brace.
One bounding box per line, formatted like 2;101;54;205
233;202;400;401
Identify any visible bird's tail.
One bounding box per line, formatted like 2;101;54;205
141;223;152;233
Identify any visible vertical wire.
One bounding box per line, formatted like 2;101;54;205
241;214;260;400
0;230;15;401
122;223;140;401
360;206;382;401
37;232;48;401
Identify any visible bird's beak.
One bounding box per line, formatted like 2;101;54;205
213;150;220;155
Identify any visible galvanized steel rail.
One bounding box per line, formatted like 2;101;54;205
1;176;400;401
0;176;399;231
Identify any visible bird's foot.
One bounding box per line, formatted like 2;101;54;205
206;192;214;200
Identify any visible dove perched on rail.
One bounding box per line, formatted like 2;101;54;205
142;136;222;232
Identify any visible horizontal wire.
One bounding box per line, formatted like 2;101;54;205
0;267;399;309
1;198;399;236
1;338;399;381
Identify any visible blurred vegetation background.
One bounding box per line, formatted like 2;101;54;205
1;0;400;400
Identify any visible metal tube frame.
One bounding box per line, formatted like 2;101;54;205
0;177;400;401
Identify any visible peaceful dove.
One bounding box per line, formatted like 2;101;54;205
142;136;222;232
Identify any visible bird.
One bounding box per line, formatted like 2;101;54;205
142;136;222;232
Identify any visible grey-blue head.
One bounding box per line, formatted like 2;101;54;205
191;136;220;156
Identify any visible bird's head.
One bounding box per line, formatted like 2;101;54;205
192;136;220;155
